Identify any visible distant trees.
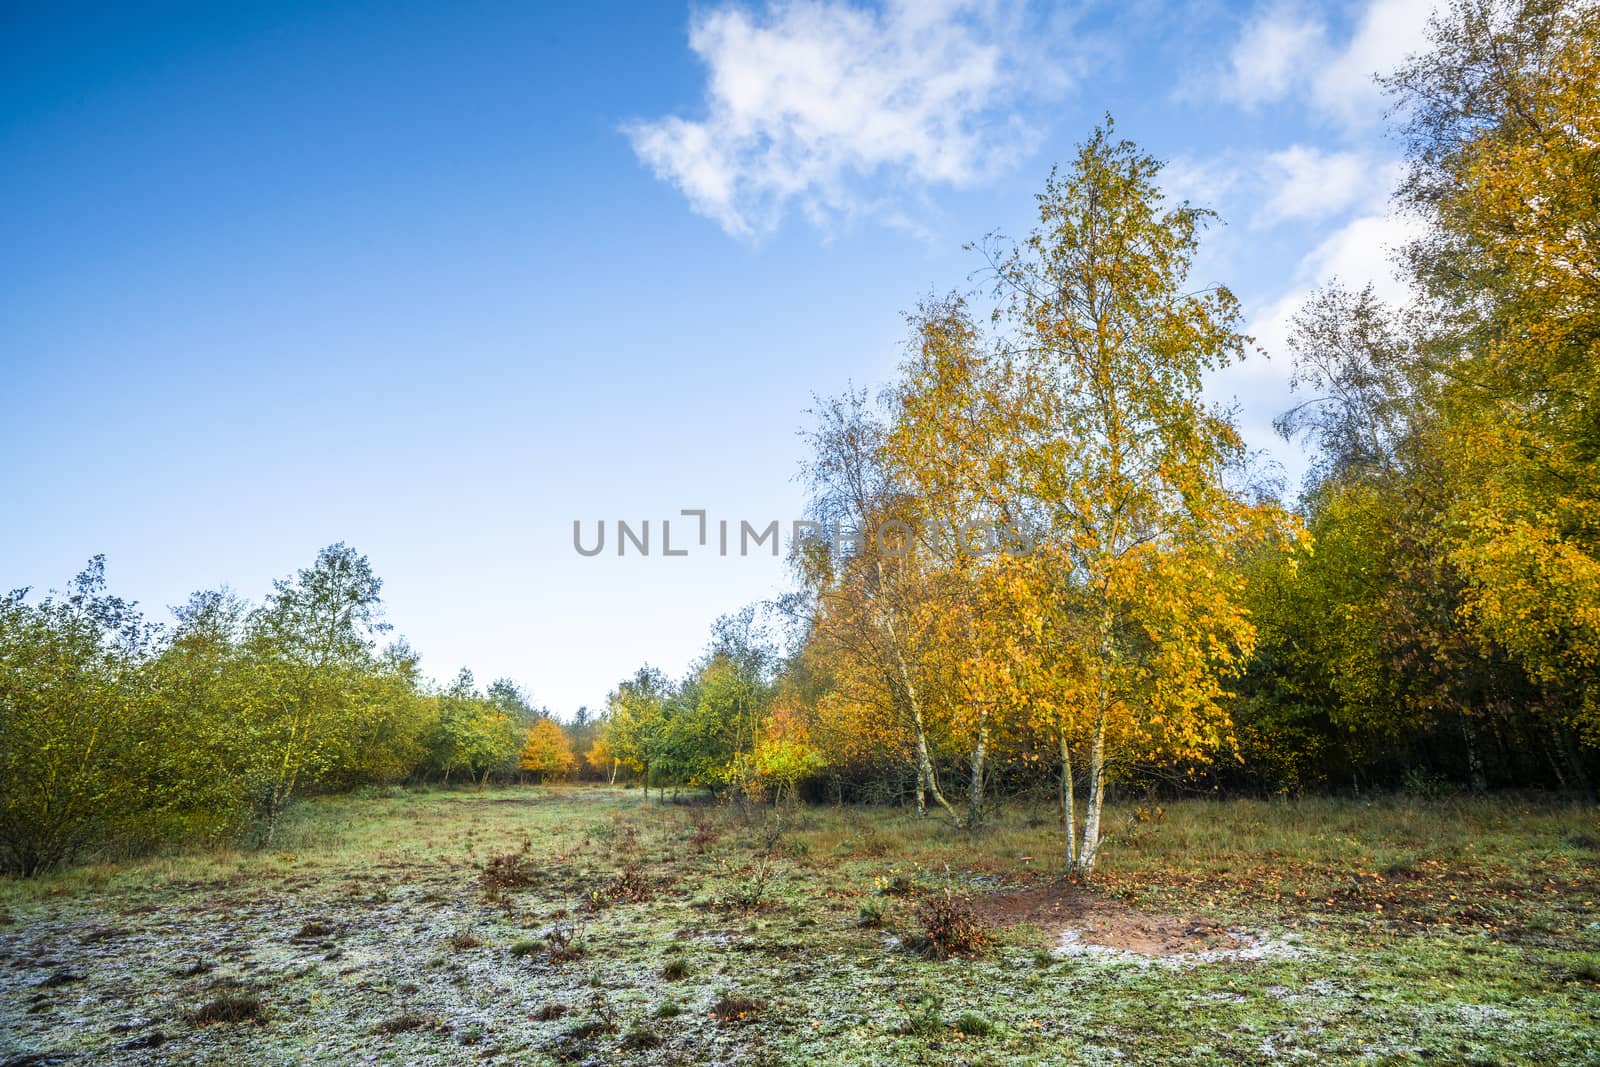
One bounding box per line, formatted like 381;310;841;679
520;718;575;781
603;666;671;796
0;546;560;875
424;670;520;786
586;612;798;801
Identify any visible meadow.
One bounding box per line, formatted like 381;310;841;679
2;786;1597;1066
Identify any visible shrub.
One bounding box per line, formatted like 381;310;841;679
688;819;721;853
858;899;885;928
584;863;654;911
186;993;264;1025
912;891;990;960
544;919;584;963
720;851;779;914
879;873;915;897
481;844;540;894
899;991;944;1035
953;1011;993;1036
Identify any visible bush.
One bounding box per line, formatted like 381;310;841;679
583;863;653;911
186;993;264;1025
912;891;990;960
953;1011;993;1036
480;843;540;894
688;818;721;853
899;991;944;1035
544;919;585;963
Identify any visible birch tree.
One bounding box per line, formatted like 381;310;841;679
983;123;1298;870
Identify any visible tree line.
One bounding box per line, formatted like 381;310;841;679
0;545;584;875
4;0;1594;876
582;0;1599;870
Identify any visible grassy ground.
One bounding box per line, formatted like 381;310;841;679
2;785;1597;1066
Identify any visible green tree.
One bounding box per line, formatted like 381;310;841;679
0;559;161;874
605;666;671;798
427;669;520;786
241;543;392;837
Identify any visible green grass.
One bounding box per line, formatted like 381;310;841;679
1;784;1597;1064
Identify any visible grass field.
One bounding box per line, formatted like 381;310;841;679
2;786;1598;1065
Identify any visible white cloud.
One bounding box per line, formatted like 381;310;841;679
1260;145;1386;223
1216;0;1441;127
624;0;1077;238
1219;6;1325;108
1166;144;1401;230
1160;152;1246;208
1310;0;1438;125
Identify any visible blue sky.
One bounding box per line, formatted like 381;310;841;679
1;0;1436;714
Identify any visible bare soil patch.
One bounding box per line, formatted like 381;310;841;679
972;881;1240;956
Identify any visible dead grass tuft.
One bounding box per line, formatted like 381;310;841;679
710;995;767;1023
480;843;541;894
447;929;482;950
37;969;85;988
372;1011;442;1034
186;992;264;1025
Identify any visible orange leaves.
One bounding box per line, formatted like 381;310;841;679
518;718;575;779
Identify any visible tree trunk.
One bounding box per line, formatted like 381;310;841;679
899;660;960;826
1544;733;1570;789
883;600;959;826
913;720;959;825
967;713;988;829
1460;711;1488;795
1060;728;1078;869
1076;714;1108;871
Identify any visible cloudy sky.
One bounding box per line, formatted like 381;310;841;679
1;0;1437;713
